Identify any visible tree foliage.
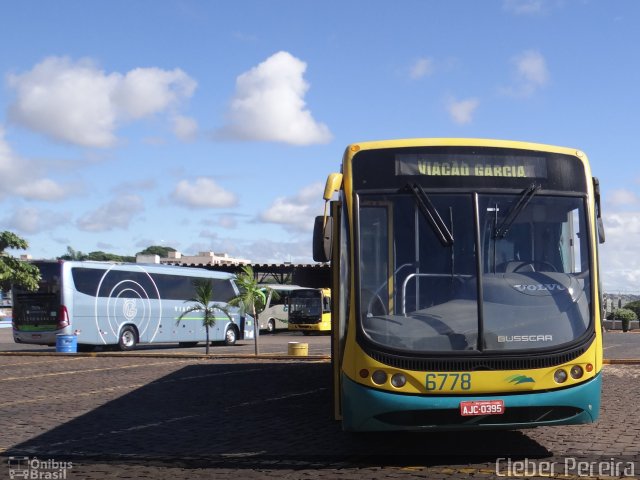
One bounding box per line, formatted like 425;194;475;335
177;279;229;354
613;308;637;321
227;265;275;355
58;246;134;263
136;246;177;258
624;301;640;320
0;231;40;291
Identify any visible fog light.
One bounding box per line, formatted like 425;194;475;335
359;369;369;378
554;369;568;383
372;370;388;385
570;365;584;379
390;373;407;388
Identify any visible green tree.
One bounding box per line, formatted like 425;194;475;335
59;247;134;263
59;246;87;261
0;232;40;291
624;301;640;320
614;307;637;332
228;265;277;355
177;279;230;354
613;308;637;321
85;251;135;262
136;246;177;258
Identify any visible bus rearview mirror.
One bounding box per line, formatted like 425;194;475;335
313;215;332;263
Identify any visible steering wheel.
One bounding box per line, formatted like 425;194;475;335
512;261;558;273
363;289;387;317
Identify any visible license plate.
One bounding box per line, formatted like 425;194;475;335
460;400;505;416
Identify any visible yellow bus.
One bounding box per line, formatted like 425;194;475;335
288;288;331;334
313;138;605;431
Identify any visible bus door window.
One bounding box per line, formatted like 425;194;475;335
322;294;331;312
359;204;390;317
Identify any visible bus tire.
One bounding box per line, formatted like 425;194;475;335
267;319;275;334
118;325;138;351
224;326;238;346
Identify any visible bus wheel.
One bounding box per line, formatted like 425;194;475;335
118;326;138;351
267;319;275;334
224;326;238;346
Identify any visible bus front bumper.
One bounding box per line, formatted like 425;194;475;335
341;373;601;432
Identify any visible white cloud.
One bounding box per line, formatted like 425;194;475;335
258;182;324;232
409;57;434;80
7;56;196;148
502;50;549;97
171;177;238;208
77;195;144;232
4;206;70;234
446;97;480;125
218;51;332;145
243;238;313;264
608;188;640;208
172;115;198;141
112;67;196;120
503;0;545;15
0;126;67;201
600;212;640;293
218;215;237;229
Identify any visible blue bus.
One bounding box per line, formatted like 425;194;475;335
12;261;252;351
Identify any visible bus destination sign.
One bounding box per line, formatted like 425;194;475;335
395;154;548;179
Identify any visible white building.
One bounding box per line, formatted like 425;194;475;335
136;251;250;266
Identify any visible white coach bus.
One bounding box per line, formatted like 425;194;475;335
12;261;251;351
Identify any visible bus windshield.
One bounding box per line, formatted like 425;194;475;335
358;191;591;353
12;262;63;332
289;290;323;323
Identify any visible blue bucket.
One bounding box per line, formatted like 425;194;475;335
56;334;77;353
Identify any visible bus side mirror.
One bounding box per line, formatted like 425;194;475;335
593;177;605;244
313;215;332;262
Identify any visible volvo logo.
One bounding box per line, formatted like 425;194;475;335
513;283;565;292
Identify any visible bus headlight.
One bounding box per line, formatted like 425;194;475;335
570;365;584;379
390;373;407;388
554;369;568;384
371;370;388;385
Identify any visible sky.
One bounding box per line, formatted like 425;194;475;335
0;0;639;294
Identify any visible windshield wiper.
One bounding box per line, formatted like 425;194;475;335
405;183;454;247
494;183;541;239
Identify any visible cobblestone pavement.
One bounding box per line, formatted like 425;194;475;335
0;328;332;356
3;328;640;360
0;355;639;479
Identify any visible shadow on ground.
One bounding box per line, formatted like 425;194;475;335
4;362;550;468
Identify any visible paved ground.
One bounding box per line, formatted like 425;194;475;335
0;330;639;478
2;328;640;360
0;328;332;357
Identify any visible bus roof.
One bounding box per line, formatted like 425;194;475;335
34;260;236;280
344;138;585;158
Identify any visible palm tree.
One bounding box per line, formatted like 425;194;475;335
177;279;229;354
228;265;278;355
